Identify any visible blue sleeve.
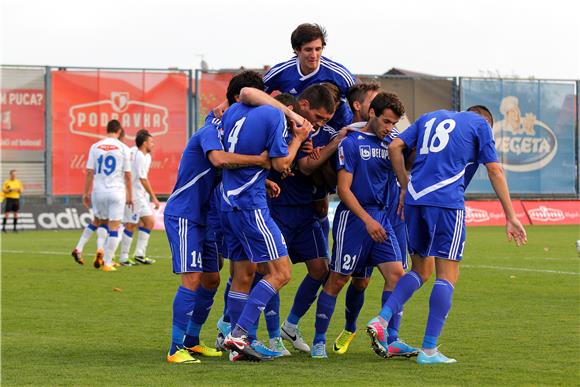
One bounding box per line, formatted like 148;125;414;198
200;127;224;155
204;111;222;128
399;120;420;149
266;109;289;158
263;69;281;94
476;122;498;164
337;138;357;173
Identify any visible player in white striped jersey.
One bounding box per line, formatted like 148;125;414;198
82;119;132;272
118;129;160;266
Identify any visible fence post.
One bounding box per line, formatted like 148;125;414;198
44;66;53;204
194;69;200;132
187;69;193;138
574;80;580;199
454;77;461;111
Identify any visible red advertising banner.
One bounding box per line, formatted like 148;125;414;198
198;72;234;118
0;88;45;151
522;201;580;225
465;200;530;226
51;70;188;195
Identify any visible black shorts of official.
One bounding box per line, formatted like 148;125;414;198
4;198;20;213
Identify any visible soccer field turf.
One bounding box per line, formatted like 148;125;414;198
2;225;579;386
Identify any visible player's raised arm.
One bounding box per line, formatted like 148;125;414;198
271;119;310;172
485;162;527;246
207;149;271;170
297;127;346;176
239;87;312;130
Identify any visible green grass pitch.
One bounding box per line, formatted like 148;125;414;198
2;225;579;385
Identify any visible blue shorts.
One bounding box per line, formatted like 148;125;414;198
405;204;466;261
222;207;288;263
331;205;402;278
392;219;408;270
206;188;225;257
164;215;220;274
270;204;328;264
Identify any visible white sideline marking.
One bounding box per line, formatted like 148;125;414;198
461;264;580;276
0;249;167;260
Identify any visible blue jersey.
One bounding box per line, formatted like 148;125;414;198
221;103;288;211
400;110;498;209
384;127;405;226
164;124;224;224
337;130;391;208
204;110;222;128
263;56;356;129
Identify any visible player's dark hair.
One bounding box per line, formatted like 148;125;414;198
298;84;336;115
107;119;122;134
9;169;16;174
226;70;264;106
274;93;299;111
347;82;381;112
291;23;327;51
321;82;341;106
467;105;494;126
135;129;152;148
369;92;405;118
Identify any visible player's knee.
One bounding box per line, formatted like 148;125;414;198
386;265;405;285
308;262;329;281
201;272;220;290
333;274;350;290
351;277;369;291
181;273;202;291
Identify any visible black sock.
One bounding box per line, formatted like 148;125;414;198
13;217;17;230
2;217;6;230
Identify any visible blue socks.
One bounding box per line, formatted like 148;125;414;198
170;286;197;355
228;291;248;329
313;291;337;344
344;284;365;332
222;277;232;323
265;292;281;339
123;229;133;238
379;270;423;322
183;286;217;348
382;290;402;344
235;280;277;335
287;274;324;325
423;279;454;349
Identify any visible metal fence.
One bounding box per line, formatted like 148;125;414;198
1;65;578;199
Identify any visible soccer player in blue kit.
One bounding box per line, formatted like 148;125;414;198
164;71;276;364
333;83;419;358
309;92;408;358
220;89;312;361
263;23;357;257
262;23;356;130
367;105;527;364
236;84;347;353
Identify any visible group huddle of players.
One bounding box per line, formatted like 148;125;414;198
77;23;527;365
162;23;527;365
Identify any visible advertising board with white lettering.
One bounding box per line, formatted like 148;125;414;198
461;79;577;195
51;70;188;195
0;69;45;153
